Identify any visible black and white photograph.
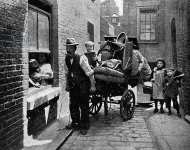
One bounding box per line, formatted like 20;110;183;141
0;0;190;150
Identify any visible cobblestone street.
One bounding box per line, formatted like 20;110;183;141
1;1;190;149
60;105;158;150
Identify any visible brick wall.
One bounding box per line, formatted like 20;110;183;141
184;0;190;115
56;0;100;118
161;0;190;115
100;17;109;41
122;0;171;64
175;0;190;115
0;0;100;149
0;0;27;149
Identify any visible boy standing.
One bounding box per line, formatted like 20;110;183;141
163;68;183;117
84;41;97;68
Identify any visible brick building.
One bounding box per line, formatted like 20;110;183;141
100;0;121;37
175;0;190;117
0;0;100;149
101;0;119;17
122;0;169;65
100;16;115;41
122;0;190;116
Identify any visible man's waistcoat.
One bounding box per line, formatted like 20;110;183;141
65;54;89;87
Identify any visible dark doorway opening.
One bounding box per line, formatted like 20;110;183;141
171;18;178;68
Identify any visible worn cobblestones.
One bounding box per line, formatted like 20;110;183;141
60;105;158;150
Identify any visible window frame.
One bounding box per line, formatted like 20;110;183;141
137;7;158;43
28;4;54;89
87;21;94;42
28;4;51;53
112;17;117;24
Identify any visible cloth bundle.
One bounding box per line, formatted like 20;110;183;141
94;66;126;83
101;59;122;70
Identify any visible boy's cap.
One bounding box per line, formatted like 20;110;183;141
85;41;94;46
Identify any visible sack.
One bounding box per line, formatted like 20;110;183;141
100;51;112;61
95;74;125;83
94;66;124;78
141;59;152;81
122;42;133;72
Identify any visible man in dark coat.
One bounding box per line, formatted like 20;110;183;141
64;38;96;135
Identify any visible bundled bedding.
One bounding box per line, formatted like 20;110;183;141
94;59;126;83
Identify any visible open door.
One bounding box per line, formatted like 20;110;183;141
171;18;178;68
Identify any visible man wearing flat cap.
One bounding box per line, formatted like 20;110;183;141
64;38;96;135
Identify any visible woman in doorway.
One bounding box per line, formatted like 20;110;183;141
31;53;53;86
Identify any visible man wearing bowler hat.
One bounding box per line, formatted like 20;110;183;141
64;38;96;135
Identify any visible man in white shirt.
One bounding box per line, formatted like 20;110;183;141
64;38;96;135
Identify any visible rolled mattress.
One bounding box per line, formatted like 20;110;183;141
94;74;125;83
94;66;124;78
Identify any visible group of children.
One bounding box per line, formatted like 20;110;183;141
151;58;183;117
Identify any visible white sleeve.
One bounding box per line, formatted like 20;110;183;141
80;55;94;76
64;60;68;75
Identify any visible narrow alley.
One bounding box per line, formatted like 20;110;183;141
1;0;190;150
59;104;190;150
60;105;158;150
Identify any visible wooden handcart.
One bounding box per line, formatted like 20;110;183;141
88;33;136;121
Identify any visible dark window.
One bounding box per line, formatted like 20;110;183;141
28;6;50;53
171;18;177;67
28;9;38;50
28;4;53;88
87;22;94;42
139;9;157;41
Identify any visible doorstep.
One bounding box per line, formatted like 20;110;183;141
23;117;73;150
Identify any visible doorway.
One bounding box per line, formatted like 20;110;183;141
171;18;178;68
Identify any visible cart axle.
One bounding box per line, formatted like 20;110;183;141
102;99;121;104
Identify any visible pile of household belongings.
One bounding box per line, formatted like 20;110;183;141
94;59;125;84
94;32;151;87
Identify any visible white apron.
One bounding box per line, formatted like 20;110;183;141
152;69;165;100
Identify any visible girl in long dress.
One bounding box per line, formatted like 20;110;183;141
151;58;166;113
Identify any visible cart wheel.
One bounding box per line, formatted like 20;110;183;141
120;89;135;121
89;94;102;115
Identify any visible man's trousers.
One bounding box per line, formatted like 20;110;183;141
69;82;90;130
